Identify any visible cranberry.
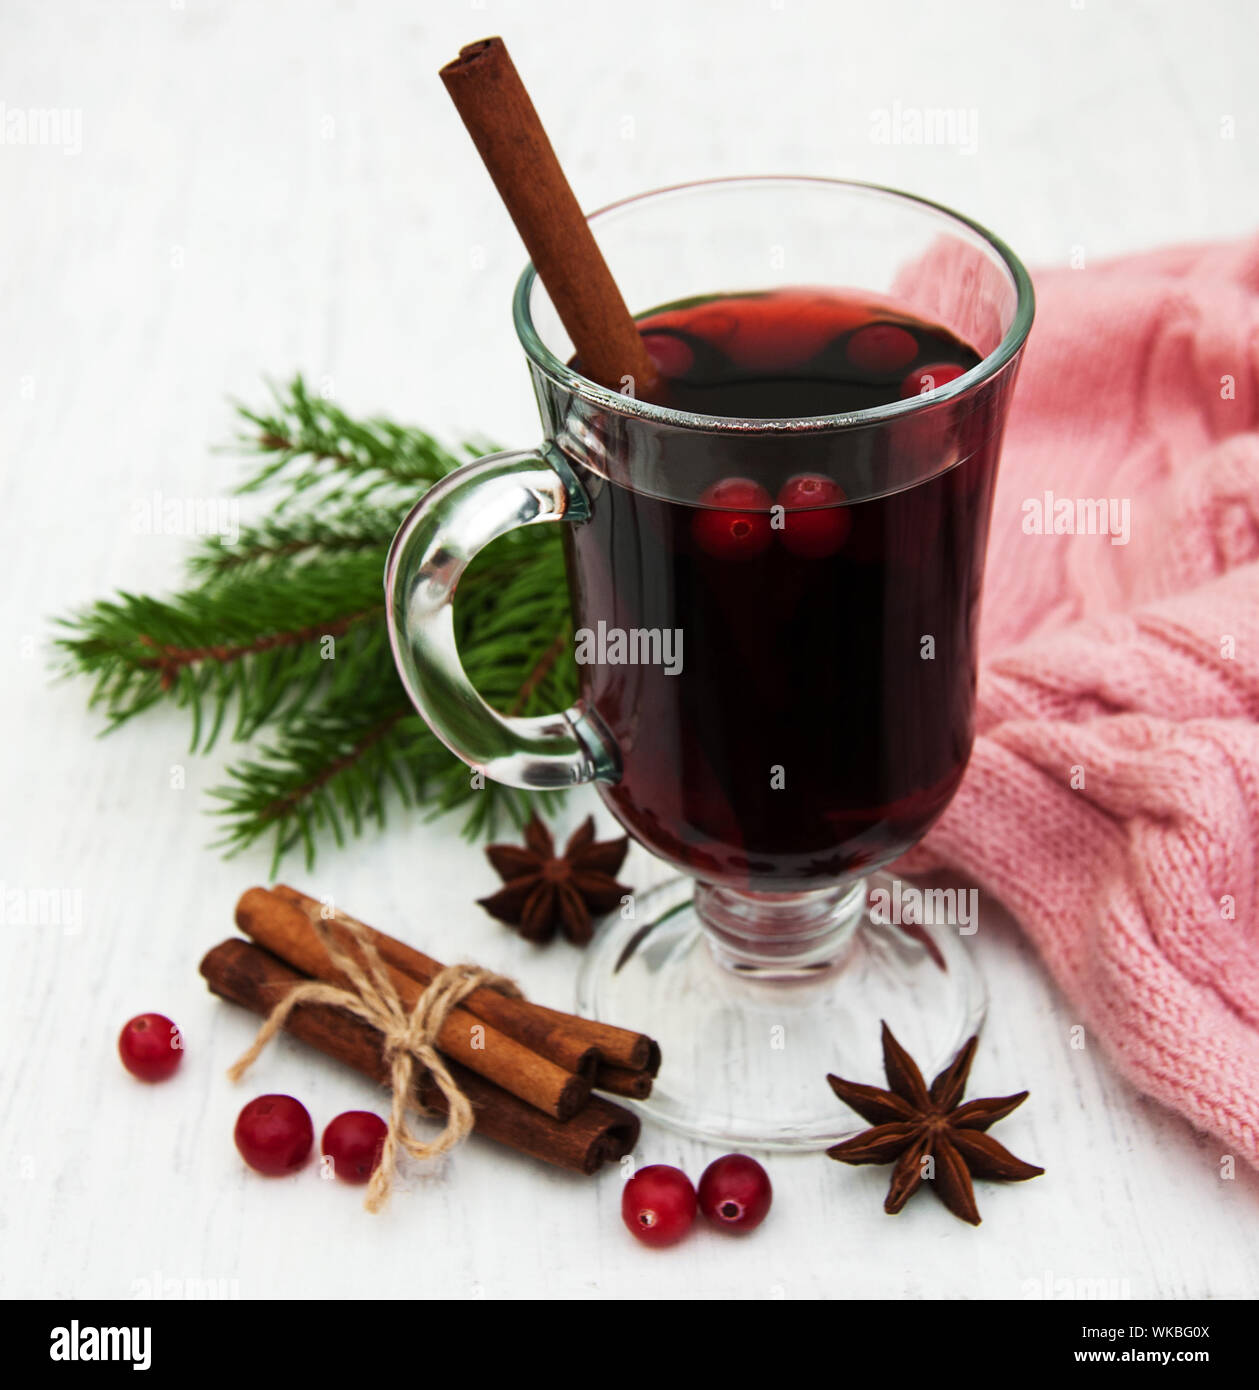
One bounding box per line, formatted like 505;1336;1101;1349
118;1012;183;1082
621;1164;697;1247
776;473;851;558
683;307;738;349
698;1153;773;1233
692;478;773;560
845;322;919;375
778;472;845;509
322;1111;388;1184
899;361;966;398
234;1095;313;1176
721;292;860;371
642;331;695;379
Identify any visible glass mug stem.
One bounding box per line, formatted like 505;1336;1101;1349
696;878;869;977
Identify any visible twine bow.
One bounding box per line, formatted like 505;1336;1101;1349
227;905;521;1212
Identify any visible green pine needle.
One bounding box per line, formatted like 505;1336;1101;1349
188;501;410;580
230;374;490;508
54;376;577;868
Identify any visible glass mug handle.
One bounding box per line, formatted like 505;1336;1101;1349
385;445;618;789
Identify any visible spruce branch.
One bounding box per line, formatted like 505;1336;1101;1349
54;375;579;868
231;374;488;508
209;692;557;874
207;531;576;870
56;551;389;748
187;502;408;580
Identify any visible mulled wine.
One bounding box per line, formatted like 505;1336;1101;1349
563;288;998;891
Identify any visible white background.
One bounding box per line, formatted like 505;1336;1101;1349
3;0;1258;1300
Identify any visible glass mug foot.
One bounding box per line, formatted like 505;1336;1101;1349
575;873;987;1149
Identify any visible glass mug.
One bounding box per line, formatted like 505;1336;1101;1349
386;178;1033;1146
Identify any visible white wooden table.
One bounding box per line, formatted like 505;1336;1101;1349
3;0;1258;1300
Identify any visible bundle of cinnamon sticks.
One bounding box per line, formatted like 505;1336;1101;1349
199;886;659;1175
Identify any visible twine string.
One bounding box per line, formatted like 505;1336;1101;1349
228;904;521;1212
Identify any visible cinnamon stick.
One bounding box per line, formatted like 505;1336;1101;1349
201;939;638;1175
594;1064;654;1100
272;885;596;1076
526;1002;659;1073
440;36;660;397
234;887;589;1122
270;884;655;1074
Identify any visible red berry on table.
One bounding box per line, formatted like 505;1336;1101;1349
698;1153;773;1233
118;1012;183;1082
845;322;919;375
899;361;966;398
776;473;851;558
621;1164;697;1247
321;1111;388;1184
692;478;773;560
234;1095;313;1176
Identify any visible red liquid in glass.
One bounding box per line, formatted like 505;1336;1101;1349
563;289;996;892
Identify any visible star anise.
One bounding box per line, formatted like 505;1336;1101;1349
477;815;631;945
826;1022;1044;1225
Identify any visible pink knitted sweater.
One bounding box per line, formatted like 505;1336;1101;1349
903;238;1259;1169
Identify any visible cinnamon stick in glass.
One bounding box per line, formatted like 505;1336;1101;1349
200;939;638;1175
270;883;655;1073
440;36;660;398
234;887;589;1122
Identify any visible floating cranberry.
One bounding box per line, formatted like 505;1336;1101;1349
776;473;851;558
721;292;862;371
322;1111;388;1184
682;307;738;349
234;1095;313;1176
118;1012;183;1082
698;1153;773;1232
621;1164;697;1247
899;361;966;398
778;472;845;509
845;322;919;375
642;331;695;380
692;478;773;560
